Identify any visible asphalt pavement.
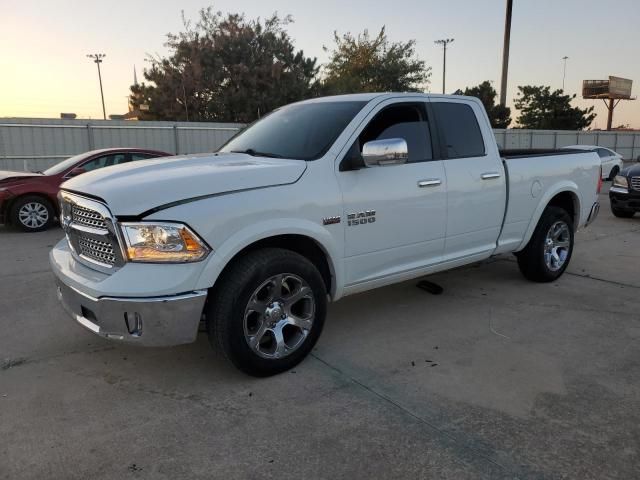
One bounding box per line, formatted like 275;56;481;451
1;185;639;479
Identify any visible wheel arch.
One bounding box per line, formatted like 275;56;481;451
516;184;581;252
196;222;343;300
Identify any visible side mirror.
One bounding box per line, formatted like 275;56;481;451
361;138;408;167
67;167;86;177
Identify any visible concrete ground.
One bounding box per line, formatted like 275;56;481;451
1;186;639;480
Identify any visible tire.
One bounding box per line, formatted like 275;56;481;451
10;195;55;232
516;206;574;283
608;166;620;181
611;207;635;218
207;248;327;377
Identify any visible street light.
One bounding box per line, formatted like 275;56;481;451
434;38;454;94
87;53;107;120
562;56;569;91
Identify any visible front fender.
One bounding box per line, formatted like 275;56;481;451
194;218;344;300
516;181;581;252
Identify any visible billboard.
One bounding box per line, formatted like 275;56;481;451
583;76;633;99
609;76;633;98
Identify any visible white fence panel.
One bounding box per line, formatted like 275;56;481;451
2;118;639;172
0;118;243;171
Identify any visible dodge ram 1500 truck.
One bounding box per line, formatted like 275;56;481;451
51;93;601;376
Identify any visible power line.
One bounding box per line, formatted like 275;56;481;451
499;0;513;107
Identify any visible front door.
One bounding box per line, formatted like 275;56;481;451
337;100;447;287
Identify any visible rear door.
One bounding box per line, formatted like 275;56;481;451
430;98;506;261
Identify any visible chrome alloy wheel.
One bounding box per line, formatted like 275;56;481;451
18;202;49;229
543;221;571;271
243;273;315;359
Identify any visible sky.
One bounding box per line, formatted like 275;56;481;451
2;0;639;128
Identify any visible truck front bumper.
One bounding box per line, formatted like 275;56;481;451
609;187;640;212
51;241;207;347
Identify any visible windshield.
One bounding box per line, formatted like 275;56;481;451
43;152;89;176
219;101;367;160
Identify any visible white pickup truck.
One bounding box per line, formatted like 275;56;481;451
51;93;601;376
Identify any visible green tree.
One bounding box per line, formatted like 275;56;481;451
514;85;596;130
129;8;318;122
461;81;511;128
321;27;431;94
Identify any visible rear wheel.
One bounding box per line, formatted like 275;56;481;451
608;166;620;181
516;206;574;282
10;195;55;232
207;248;327;377
611;207;635;218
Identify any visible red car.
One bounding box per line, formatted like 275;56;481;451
0;148;170;232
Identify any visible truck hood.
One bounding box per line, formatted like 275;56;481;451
621;164;640;177
0;170;44;183
61;152;307;216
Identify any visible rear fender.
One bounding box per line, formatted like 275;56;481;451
515;182;581;252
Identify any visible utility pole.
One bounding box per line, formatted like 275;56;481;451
562;56;569;91
499;0;513;107
87;53;107;120
434;38;454;94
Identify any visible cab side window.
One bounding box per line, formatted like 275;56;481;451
359;104;433;163
130;153;158;161
432;102;485;158
82;153;128;171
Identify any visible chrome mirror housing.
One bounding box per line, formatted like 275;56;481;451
361;138;409;166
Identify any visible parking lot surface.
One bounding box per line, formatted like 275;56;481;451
1;186;639;479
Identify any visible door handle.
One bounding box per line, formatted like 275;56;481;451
418;179;441;188
481;172;501;180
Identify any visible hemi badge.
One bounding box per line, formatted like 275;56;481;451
322;216;341;225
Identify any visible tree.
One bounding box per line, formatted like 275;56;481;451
514;86;596;130
129;8;318;122
461;81;511;128
321;27;431;94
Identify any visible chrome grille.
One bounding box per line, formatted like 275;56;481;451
78;236;116;266
71;204;107;229
60;191;124;272
631;177;640;191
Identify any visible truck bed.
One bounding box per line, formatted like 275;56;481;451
500;148;585;159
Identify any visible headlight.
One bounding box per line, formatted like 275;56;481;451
613;175;629;189
121;222;210;263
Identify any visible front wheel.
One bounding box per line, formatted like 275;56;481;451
516;206;574;282
207;248;327;377
10;195;55;232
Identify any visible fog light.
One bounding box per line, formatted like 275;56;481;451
124;312;143;336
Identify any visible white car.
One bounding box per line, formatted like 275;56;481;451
564;145;624;180
50;93;601;376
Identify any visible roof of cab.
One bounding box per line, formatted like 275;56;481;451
294;92;481;105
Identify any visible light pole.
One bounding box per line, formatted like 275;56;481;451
87;53;107;120
434;38;454;94
499;0;513;107
562;56;569;91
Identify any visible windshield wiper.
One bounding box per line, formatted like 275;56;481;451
230;148;284;159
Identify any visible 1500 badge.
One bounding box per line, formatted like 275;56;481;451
347;210;376;226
